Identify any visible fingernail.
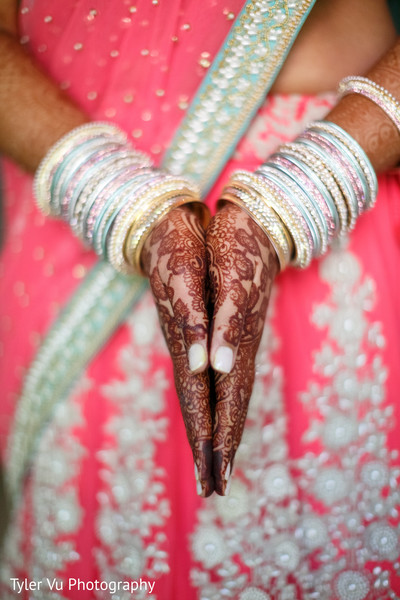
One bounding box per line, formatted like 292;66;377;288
213;346;233;374
224;477;232;496
194;463;199;480
188;343;207;372
196;480;204;496
224;462;231;482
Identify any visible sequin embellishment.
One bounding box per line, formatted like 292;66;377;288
164;0;316;191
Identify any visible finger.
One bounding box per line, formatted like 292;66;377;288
168;276;209;374
212;287;262;496
213;271;277;494
206;206;259;374
207;204;280;494
144;209;213;494
159;208;209;373
173;358;214;497
148;267;214;497
209;272;253;374
212;271;276;494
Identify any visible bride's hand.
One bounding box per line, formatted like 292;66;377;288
206;202;279;495
141;206;214;497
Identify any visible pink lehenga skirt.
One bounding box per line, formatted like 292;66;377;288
1;1;400;598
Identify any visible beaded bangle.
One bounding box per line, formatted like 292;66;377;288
338;76;400;134
295;137;360;230
74;156;150;240
82;163;151;245
309;120;378;209
93;170;162;257
279;142;351;235
54;139;119;217
65;145;133;226
258;163;327;256
67;148;150;226
256;167;319;258
34;122;127;215
270;152;340;236
110;176;202;274
219;185;293;271
229;171;312;268
127;193;209;275
266;154;337;244
220;115;377;270
302;129;367;213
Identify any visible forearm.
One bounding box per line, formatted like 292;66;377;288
0;31;88;173
328;37;400;173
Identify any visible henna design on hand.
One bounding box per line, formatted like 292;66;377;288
142;207;214;496
206;203;279;495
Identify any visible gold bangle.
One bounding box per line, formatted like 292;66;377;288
107;174;209;275
218;183;293;271
126;196;210;275
230;171;312;268
107;187;187;274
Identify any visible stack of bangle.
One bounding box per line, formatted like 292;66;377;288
34;122;209;275
220;118;377;271
35;77;397;276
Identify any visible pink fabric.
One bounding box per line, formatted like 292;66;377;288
1;2;400;598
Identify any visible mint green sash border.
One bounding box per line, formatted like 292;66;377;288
6;264;148;498
164;0;317;193
6;0;316;501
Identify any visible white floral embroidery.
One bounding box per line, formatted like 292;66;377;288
191;301;300;599
239;588;270;600
190;243;400;600
1;379;87;600
94;294;170;600
234;93;337;162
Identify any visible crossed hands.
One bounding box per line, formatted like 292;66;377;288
141;202;279;497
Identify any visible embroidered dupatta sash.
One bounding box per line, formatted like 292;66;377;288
6;0;316;500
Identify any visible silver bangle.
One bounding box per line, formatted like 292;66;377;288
338;75;400;134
